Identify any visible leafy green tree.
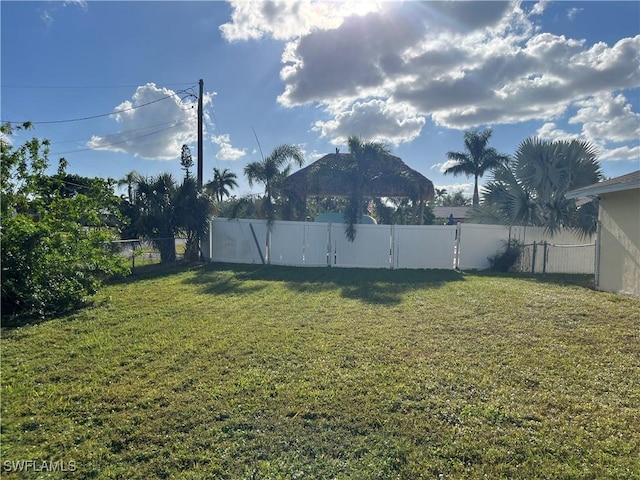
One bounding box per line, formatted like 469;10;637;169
444;128;510;206
206;167;238;202
474;137;602;235
373;197;435;225
1;123;128;317
439;190;471;207
244;144;304;223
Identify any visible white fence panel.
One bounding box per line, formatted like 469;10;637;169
458;224;510;270
269;221;306;266
211;218;267;264
394;225;456;269
268;221;331;266
302;223;331;266
330;223;393;268
209;218;595;274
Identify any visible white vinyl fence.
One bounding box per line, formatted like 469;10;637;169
207;218;594;274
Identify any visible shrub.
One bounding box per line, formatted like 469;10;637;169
1;123;129;317
487;240;523;272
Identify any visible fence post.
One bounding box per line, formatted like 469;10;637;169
454;222;462;269
542;241;548;276
390;224;396;269
326;223;332;267
594;220;601;288
531;241;537;274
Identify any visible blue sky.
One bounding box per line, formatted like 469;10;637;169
2;1;639;199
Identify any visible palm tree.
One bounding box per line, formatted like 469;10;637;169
339;136;392;240
175;176;212;261
434;188;447;205
244;144;304;222
444;128;510;206
134;173;179;263
206;167;238;203
117;170;141;202
473;137;602;235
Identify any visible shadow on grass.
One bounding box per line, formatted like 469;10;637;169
470;270;595;289
107;261;204;286
184;263;466;305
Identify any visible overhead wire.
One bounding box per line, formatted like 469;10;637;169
49;121;190;157
1;81;199;125
1;93;181;125
47;119;191;146
1;82;195;89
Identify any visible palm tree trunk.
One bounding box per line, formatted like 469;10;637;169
473;175;480;207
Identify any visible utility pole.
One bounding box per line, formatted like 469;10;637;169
197;78;204;189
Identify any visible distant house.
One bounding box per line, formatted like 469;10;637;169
566;170;640;298
432;206;471;224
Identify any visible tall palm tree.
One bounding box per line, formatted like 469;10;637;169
473;137;602;235
343;135;391;240
444;128;510;206
206;167;238;203
244;144;304;222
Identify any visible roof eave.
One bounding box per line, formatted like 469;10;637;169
566;181;640;199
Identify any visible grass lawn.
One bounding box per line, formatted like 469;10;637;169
2;264;639;479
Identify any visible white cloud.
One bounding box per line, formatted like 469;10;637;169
224;0;640;158
566;7;583;21
529;0;549;16
211;134;247;161
431;160;461;174
537;94;640;162
40;0;87;26
313;99;425;146
220;0;382;41
536;122;580;142
570;93;640;143
599;145;640;162
88;83;210;161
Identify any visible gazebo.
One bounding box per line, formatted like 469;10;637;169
283;151;434;224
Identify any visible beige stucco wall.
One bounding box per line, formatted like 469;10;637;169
597;188;640;298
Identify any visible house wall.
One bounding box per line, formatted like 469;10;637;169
598;188;640;298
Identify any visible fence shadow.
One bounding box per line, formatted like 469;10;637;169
185;263;466;305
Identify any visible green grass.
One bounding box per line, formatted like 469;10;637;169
2;264;639;479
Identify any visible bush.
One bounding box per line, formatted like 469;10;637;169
1;123;129;317
487;240;523;272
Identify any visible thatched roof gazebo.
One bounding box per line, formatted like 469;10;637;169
283;151;434;224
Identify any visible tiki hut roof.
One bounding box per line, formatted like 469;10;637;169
283;152;434;201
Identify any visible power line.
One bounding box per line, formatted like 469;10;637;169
48;119;190;146
1;82;195;89
49;121;189;156
1;92;185;125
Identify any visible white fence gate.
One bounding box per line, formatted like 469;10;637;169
207;218;594;274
